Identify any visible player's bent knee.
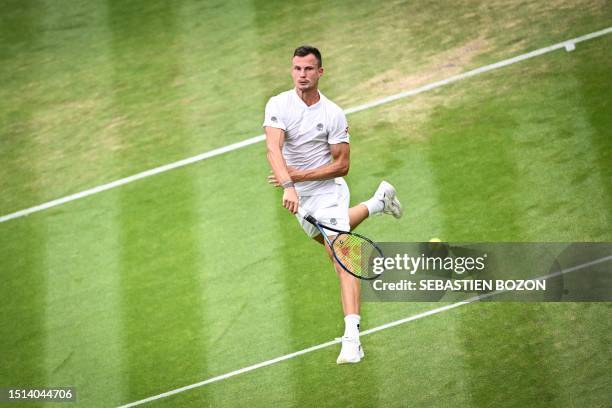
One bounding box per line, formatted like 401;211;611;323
333;262;354;280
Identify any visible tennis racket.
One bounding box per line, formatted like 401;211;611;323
297;208;384;280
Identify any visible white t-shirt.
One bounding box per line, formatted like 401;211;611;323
263;89;350;196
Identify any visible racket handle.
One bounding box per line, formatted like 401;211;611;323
304;214;318;225
297;208;318;226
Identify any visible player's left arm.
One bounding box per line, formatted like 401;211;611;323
286;142;350;182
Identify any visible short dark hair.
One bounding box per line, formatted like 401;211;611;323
293;45;322;67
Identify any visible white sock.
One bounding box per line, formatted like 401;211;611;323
343;314;361;339
362;196;384;215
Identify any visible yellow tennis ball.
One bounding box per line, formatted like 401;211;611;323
429;238;441;243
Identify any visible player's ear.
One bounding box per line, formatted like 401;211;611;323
318;66;324;76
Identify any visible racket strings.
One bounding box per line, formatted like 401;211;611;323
332;234;372;278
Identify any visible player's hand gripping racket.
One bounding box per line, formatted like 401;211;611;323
298;208;384;280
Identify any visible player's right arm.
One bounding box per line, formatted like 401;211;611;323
265;126;299;214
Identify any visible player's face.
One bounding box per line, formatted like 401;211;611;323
291;54;324;91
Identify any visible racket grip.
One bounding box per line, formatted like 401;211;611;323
297;208;318;226
304;214;318;225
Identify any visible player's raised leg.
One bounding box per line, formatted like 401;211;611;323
349;180;403;230
348;204;369;230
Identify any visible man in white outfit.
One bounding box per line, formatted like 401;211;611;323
264;45;402;364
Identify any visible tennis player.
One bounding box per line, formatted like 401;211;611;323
264;45;402;364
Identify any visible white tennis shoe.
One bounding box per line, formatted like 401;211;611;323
375;180;403;218
336;336;364;364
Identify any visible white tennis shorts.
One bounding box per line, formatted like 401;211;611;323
296;177;350;238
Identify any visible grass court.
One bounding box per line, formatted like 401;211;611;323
1;0;611;406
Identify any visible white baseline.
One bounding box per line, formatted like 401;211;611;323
2;26;611;224
116;254;612;407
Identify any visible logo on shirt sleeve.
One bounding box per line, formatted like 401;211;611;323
316;123;324;131
271;116;278;122
345;126;349;134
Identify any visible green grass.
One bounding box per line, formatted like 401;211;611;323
1;0;611;407
1;0;610;214
153;303;611;408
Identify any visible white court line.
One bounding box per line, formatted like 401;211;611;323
117;254;612;407
2;26;611;224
